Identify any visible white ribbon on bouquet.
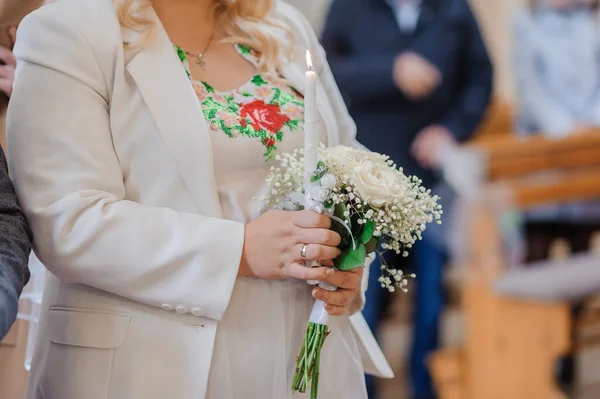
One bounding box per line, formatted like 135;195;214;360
303;188;356;325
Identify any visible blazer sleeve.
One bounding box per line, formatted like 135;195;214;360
0;147;30;339
512;10;576;138
320;0;403;107
439;0;493;142
7;9;244;322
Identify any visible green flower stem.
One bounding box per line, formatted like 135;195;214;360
292;322;330;398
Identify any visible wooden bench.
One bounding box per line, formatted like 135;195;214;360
429;132;600;399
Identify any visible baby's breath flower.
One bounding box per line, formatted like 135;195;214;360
258;145;441;294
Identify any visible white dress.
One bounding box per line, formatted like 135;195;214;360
177;45;368;398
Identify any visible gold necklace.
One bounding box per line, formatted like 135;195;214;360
176;24;216;71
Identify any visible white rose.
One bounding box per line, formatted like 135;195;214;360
325;145;389;173
310;185;330;202
320;173;338;190
351;160;405;207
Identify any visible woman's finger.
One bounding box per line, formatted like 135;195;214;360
0;46;16;68
282;262;333;281
295;227;341;247
288;243;340;263
312;287;356;307
293;210;331;229
322;267;363;290
324;304;346;316
0;77;13;97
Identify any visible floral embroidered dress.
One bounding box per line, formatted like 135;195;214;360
176;45;367;399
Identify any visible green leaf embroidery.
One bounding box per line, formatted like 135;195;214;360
242;92;252;97
237;44;252;55
174;45;187;63
360;220;375;244
285;119;300;131
263;145;277;161
251;75;268;86
202;81;215;93
203;97;229;112
207;108;218;120
219;120;234;138
276;130;283;141
270;88;293;107
237;123;256;137
334;242;366;271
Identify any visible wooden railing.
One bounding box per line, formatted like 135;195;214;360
429;131;600;399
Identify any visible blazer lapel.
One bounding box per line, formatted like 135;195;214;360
124;11;222;217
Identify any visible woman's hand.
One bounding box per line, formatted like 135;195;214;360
312;267;363;316
0;26;17;97
239;209;342;281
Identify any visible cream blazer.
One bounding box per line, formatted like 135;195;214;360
7;0;391;398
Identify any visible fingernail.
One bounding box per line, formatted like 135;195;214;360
312;288;320;299
326;268;335;276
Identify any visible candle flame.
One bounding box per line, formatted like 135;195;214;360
306;50;313;71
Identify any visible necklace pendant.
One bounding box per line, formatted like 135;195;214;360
196;56;206;70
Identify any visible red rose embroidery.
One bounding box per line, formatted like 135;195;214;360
264;136;276;147
240;99;290;134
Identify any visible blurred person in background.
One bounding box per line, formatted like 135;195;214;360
0;127;31;341
322;0;493;397
0;25;32;341
514;0;600;389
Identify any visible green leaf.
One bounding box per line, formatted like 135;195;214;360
310;161;328;182
364;237;379;254
202;81;214;93
251;75;268;86
360;220;374;244
331;203;353;249
285;119;300;131
207;108;218;120
174;45;187;63
236;44;252;55
324;201;333;209
334;242;366;271
350;213;363;238
334;202;349;222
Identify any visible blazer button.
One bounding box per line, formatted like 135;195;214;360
161;304;173;311
191;308;204;317
175;305;189;314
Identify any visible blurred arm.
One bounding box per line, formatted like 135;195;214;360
0;147;31;340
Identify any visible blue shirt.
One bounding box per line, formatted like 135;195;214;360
385;0;422;32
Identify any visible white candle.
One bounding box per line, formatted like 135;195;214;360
304;50;318;193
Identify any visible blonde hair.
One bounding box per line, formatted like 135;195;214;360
115;0;292;73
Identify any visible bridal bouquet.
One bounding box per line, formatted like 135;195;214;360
259;145;441;398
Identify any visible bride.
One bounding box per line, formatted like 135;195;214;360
7;0;390;397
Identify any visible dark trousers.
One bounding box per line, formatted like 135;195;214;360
363;238;446;399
